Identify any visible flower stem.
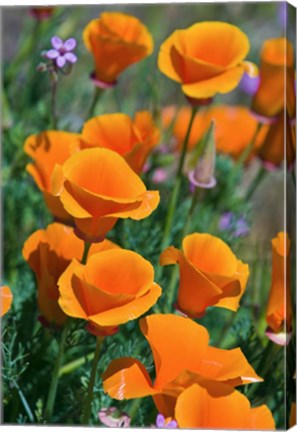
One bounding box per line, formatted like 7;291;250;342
81;242;91;264
81;336;103;424
159;106;198;256
44;320;70;422
51;77;58;129
245;165;267;201
59;352;94;377
12;379;35;423
86;87;103;119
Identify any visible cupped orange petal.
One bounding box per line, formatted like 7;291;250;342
88;239;121;259
182;65;245;99
83;12;153;83
266;232;292;333
1;286;13;317
88;282;161;327
103;357;156;400
139;314;209;389
175;381;275;429
196;346;262;386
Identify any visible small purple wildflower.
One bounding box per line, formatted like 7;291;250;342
239;73;260;95
156;414;178;429
277;2;287;29
219;212;250;238
46;36;77;68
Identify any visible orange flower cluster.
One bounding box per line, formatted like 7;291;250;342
103;314;275;429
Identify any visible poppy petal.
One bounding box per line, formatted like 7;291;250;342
58;259;88;319
248;406;276;430
103;357;156;399
139;314;209;389
88;283;161;327
0;286;13;317
182;66;245;99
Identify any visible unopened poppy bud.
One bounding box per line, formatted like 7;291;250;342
98;407;130;428
188;120;216;189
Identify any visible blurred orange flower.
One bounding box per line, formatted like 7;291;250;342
103;314;262;417
24;131;83;221
252;38;295;119
58;249;161;336
175;382;275;429
52;148;160;242
82;111;160;173
266;232;292;345
160;233;249;317
0;286;13;317
251;38;296;168
83;12;153;86
162;105;264;161
290;402;296;428
158;21;257;100
23;223;84;327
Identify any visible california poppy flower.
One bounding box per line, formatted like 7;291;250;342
58;249;162;336
83;12;153;86
24;131;83;221
251;38;295;168
175;382;275;429
290;402;296;428
22;223;84;327
52;148;160;242
158;21;257;100
0;286;13;317
82;111;160;173
251;38;295;120
162;105;263;162
103;314;262;417
160;233;249;317
265;232;292;345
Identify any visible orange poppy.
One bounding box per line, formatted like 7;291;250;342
0;286;13;317
103;314;262;417
24;131;83;221
256;113;296;168
52;148;160;242
162;105;211;152
265;232;292;345
83;12;153;86
22;223;84;327
251;38;295;120
162;105;264;162
58;249;162;336
175;382;275;429
290;402;296;428
82;111;160;174
158;21;257;100
160;233;249;318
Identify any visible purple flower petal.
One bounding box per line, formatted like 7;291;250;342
56;55;66;68
156;414;165;428
64;38;77;51
166;420;178;428
64;52;77;64
240;73;260;95
219;212;233;231
51;36;63;50
46;49;59;59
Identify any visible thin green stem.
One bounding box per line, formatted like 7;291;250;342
51;78;58;129
159;106;198;256
59;352;94;377
81;336;103;424
245;166;267;201
86;87;103;119
12;379;34;423
44;320;70;422
81;242;91;264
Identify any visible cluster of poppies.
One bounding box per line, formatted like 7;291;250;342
2;8;295;429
